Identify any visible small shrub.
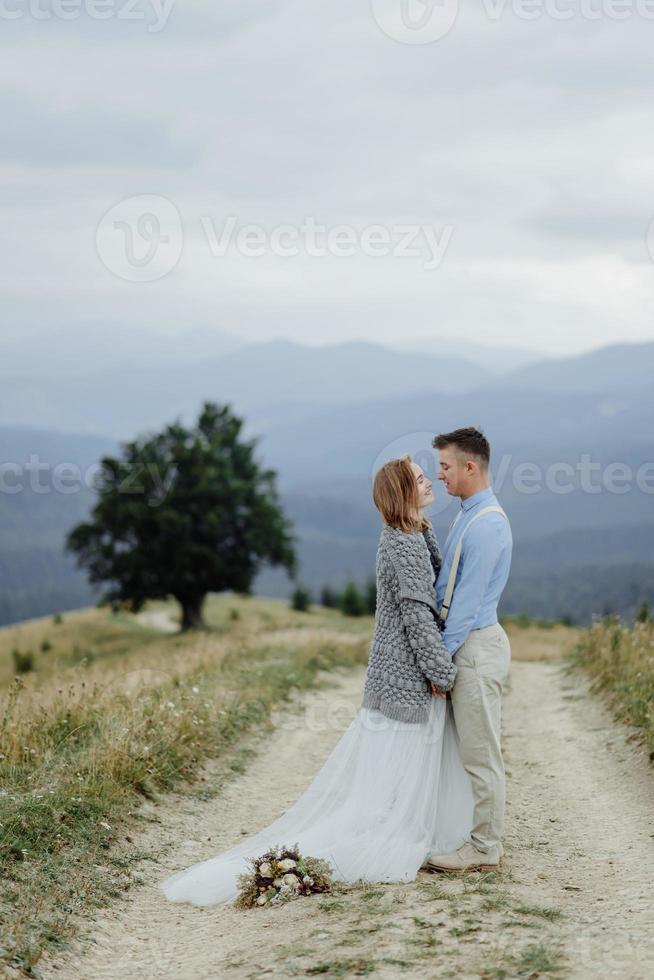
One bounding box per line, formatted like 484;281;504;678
340;581;365;617
52;612;63;625
320;586;338;609
229;608;240;622
12;649;34;674
40;638;52;653
636;600;650;624
291;586;311;613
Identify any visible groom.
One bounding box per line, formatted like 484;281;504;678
425;427;513;873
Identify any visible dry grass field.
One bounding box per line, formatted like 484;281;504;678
2;600;653;979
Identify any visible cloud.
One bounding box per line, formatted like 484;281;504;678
1;0;654;358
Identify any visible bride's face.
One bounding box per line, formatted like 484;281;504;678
410;461;434;510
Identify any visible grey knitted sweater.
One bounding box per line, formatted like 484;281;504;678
361;524;457;724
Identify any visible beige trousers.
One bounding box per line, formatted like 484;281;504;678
450;622;511;854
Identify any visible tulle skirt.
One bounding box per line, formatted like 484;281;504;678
159;694;474;906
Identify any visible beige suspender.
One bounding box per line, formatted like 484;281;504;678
438;505;508;623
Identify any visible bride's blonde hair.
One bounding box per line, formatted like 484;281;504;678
373;455;430;533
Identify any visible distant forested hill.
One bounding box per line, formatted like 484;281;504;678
0;426;117;625
2;340;654;627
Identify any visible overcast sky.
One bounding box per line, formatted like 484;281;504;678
3;0;654;359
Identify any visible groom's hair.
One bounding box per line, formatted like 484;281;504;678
432;427;490;469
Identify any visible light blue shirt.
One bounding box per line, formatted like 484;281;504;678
435;487;513;657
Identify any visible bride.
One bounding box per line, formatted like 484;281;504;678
160;455;474;906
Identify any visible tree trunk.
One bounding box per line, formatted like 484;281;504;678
179;594;206;631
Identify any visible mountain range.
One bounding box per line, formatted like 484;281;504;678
1;336;653;627
0;340;497;438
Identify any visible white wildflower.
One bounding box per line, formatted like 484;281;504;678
278;858;296;871
270;883;293;905
258;862;273;877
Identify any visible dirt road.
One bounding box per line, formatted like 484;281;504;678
44;644;654;979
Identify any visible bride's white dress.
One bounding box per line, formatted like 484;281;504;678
160;691;474;906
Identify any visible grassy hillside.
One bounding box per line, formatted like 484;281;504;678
569;615;654;758
0;596;371;976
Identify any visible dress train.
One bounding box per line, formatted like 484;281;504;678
160;693;474;906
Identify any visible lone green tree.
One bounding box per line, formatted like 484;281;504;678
66;402;296;630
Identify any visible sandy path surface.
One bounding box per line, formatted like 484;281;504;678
44;655;654;980
502;659;654;977
135;609;179;633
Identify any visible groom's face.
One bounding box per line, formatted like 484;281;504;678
437;446;464;496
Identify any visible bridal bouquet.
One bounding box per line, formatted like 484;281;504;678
235;843;334;909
